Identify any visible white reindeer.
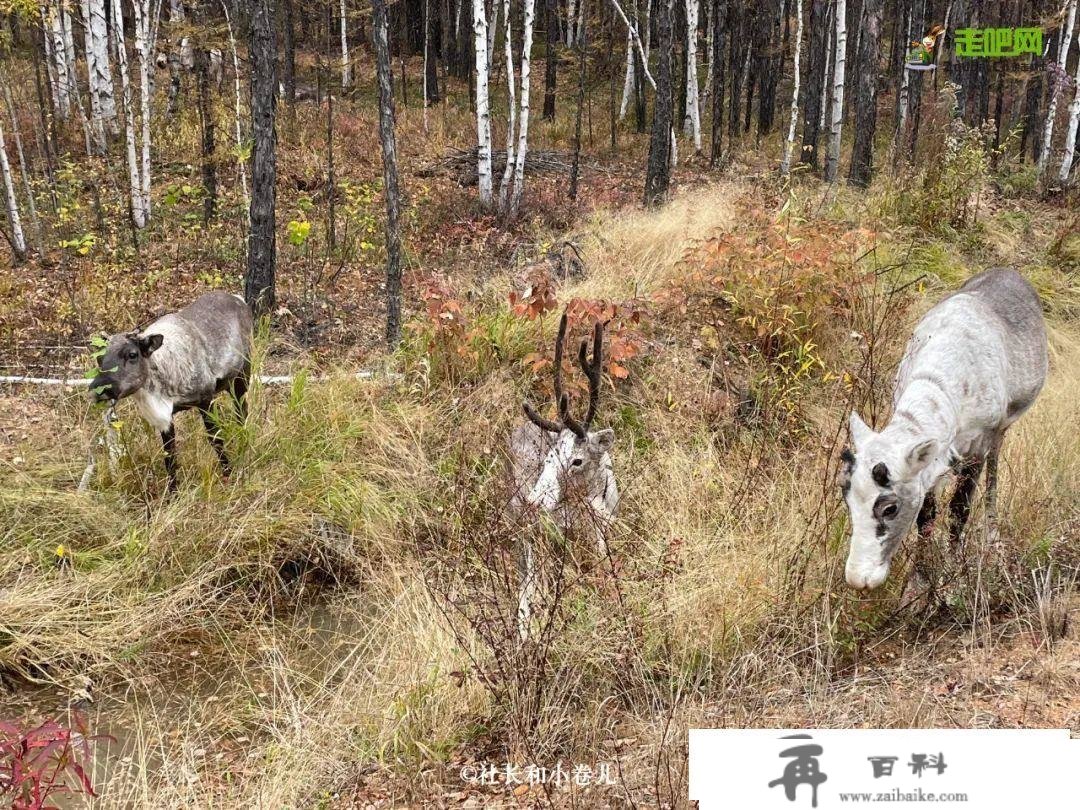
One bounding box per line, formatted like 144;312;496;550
509;313;618;638
840;268;1048;591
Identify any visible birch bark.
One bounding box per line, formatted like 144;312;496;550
780;0;803;176
823;0;846;181
473;0;493;206
510;0;537;214
111;0;146;228
0;117;27;262
1037;0;1076;178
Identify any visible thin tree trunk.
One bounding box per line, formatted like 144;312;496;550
817;1;831;136
0;116;26;263
246;0;278;317
823;0;845;181
1059;24;1080;184
847;0;880;186
1038;0;1076;178
283;0;297;102
166;0;184;118
570;0;587;198
111;0;145;228
196;43;217;223
544;0;558;119
779;0;803;176
43;0;69;120
340;0;352;88
645;0;674;205
131;0;154;222
473;0;493;206
498;0;517;207
709;0;726;163
372;0;403;346
510;0;537;214
327;0;337;252
221;1;250;212
683;0;701;151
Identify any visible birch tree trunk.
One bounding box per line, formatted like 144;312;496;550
683;0;701;151
620;27;635;118
1037;0;1076;178
510;0;537;214
131;0;154;222
823;0;845;182
340;0;352;88
220;0;249;213
473;0;493;206
372;0;403;346
498;0;517;207
1059;26;1080;184
567;0;577;45
86;0;117;134
779;0;803;177
111;0;146;228
42;2;69;120
81;0;105;147
0;117;27;263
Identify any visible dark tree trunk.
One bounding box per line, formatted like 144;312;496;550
800;0;826;166
905;0;925;160
676;0;687;127
645;0;674;206
245;0;278;318
726;0;745;145
608;0;617;149
709;0;726;163
282;0;296;103
441;0;455;78
372;0;403;347
543;0;558;120
326;1;336;253
633;0;647;133
196;45;217;222
848;0;881;187
1021;46;1044;162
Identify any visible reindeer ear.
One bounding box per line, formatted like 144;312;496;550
848;412;874;449
138;333;164;356
904;439;938;476
591;429;614;452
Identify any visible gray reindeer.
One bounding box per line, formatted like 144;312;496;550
89;291;253;491
840;268;1048;592
509;312;618;637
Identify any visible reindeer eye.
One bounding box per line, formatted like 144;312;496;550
127;350;139;361
882;503;898;519
571;458;584;468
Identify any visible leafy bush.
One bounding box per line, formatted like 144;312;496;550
0;714;104;810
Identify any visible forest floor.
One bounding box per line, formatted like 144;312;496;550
2;49;1079;809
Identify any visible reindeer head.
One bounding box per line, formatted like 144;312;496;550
839;412;941;590
89;331;164;403
522;313;614;514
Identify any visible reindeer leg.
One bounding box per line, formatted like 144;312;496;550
516;535;536;642
983;432;1004;544
948;457;985;546
903;492;938;609
199;403;231;475
231;365;250;424
161;424;178;492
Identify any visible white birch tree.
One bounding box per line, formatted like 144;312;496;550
567;0;577;46
0;116;27;262
111;0;146;227
42;1;69;119
1038;0;1076;179
3;83;43;257
473;0;494;206
1059;25;1080;184
683;0;701;151
780;0;804;177
81;0;115;147
498;0;517;208
509;0;537;215
340;0;352;88
131;0;155;221
824;0;846;182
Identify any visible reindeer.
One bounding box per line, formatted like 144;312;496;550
89;291;253;491
509;312;618;638
839;268;1048;593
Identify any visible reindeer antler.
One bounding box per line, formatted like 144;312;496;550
522;310;604;438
